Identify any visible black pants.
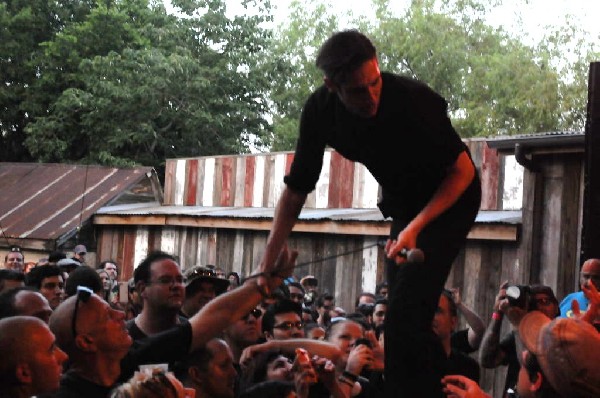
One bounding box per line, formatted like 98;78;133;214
384;176;481;398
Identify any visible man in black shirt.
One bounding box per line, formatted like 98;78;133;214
257;30;480;397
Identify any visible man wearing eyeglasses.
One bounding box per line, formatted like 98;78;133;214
127;251;188;341
262;299;305;340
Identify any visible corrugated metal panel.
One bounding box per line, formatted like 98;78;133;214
0;163;153;246
487;131;584;151
96;203;521;225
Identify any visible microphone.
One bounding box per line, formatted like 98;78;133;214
399;248;425;263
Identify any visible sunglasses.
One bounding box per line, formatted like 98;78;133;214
71;286;93;337
273;321;304;331
245;308;262;320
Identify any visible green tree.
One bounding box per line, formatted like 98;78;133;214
5;0;273;170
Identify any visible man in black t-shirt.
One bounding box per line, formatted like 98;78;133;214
257;30;481;397
46;248;297;397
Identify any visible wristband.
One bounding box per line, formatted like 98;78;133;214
342;370;359;382
492;311;503;321
338;376;354;387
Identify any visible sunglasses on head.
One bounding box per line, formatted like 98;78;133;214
71;286;93;337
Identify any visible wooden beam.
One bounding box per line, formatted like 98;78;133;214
94;214;518;241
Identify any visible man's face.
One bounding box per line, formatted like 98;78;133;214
183;281;216;316
197;339;237;398
532;293;558;319
39;276;64;310
27;324;68;395
432;295;456;342
378;287;388;299
318;299;334;317
74;252;86;262
580;259;600;290
77;295;132;356
226;310;260;348
103;263;118;279
288;285;305;305
358;295;376;306
329;58;382;118
327;321;363;364
373;303;387;327
142;259;185;312
5;251;24;272
14;290;53;324
266;354;293;382
270;312;304;340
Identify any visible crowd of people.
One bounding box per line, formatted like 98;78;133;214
1;29;600;397
0;244;599;398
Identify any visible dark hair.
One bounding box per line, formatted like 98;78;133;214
287;281;305;295
240;349;288;390
375;323;385;340
48;251;66;263
99;260;118;272
523;351;561;397
441;289;458;317
375;282;388;296
133;251;176;284
25;265;61;290
0;286;37;319
316;30;377;85
65;266;103;297
262;299;303;334
0;269;25;284
239;380;295;398
316;293;334;308
227;271;240;286
346;312;372;331
175;346;212;383
375;298;388;306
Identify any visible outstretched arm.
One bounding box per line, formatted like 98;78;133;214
386;150;475;263
451;288;486;350
258;187;307;285
189;246;298;352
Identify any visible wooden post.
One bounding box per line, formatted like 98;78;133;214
582;62;600;262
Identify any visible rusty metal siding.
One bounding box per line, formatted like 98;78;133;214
0;163;154;248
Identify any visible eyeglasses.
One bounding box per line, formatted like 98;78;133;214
147;276;185;287
71;286;93;337
9;246;22;253
273;321;304;331
245;308;262;320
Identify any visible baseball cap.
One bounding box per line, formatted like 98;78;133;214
300;275;318;287
519;311;600;397
184;266;229;296
57;258;80;271
73;244;87;254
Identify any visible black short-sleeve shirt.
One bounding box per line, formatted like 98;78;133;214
285;72;467;219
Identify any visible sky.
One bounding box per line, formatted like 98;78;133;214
224;0;600;46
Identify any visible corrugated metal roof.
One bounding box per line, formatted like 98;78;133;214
0;163;154;246
96;203;521;225
486;131;584;151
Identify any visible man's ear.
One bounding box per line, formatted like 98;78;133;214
188;366;204;386
530;371;543;392
75;333;96;352
264;330;273;340
137;281;147;298
15;363;32;384
324;77;337;92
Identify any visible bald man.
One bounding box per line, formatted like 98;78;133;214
0;316;68;398
560;258;600;318
0;287;53;323
48;248;297;397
